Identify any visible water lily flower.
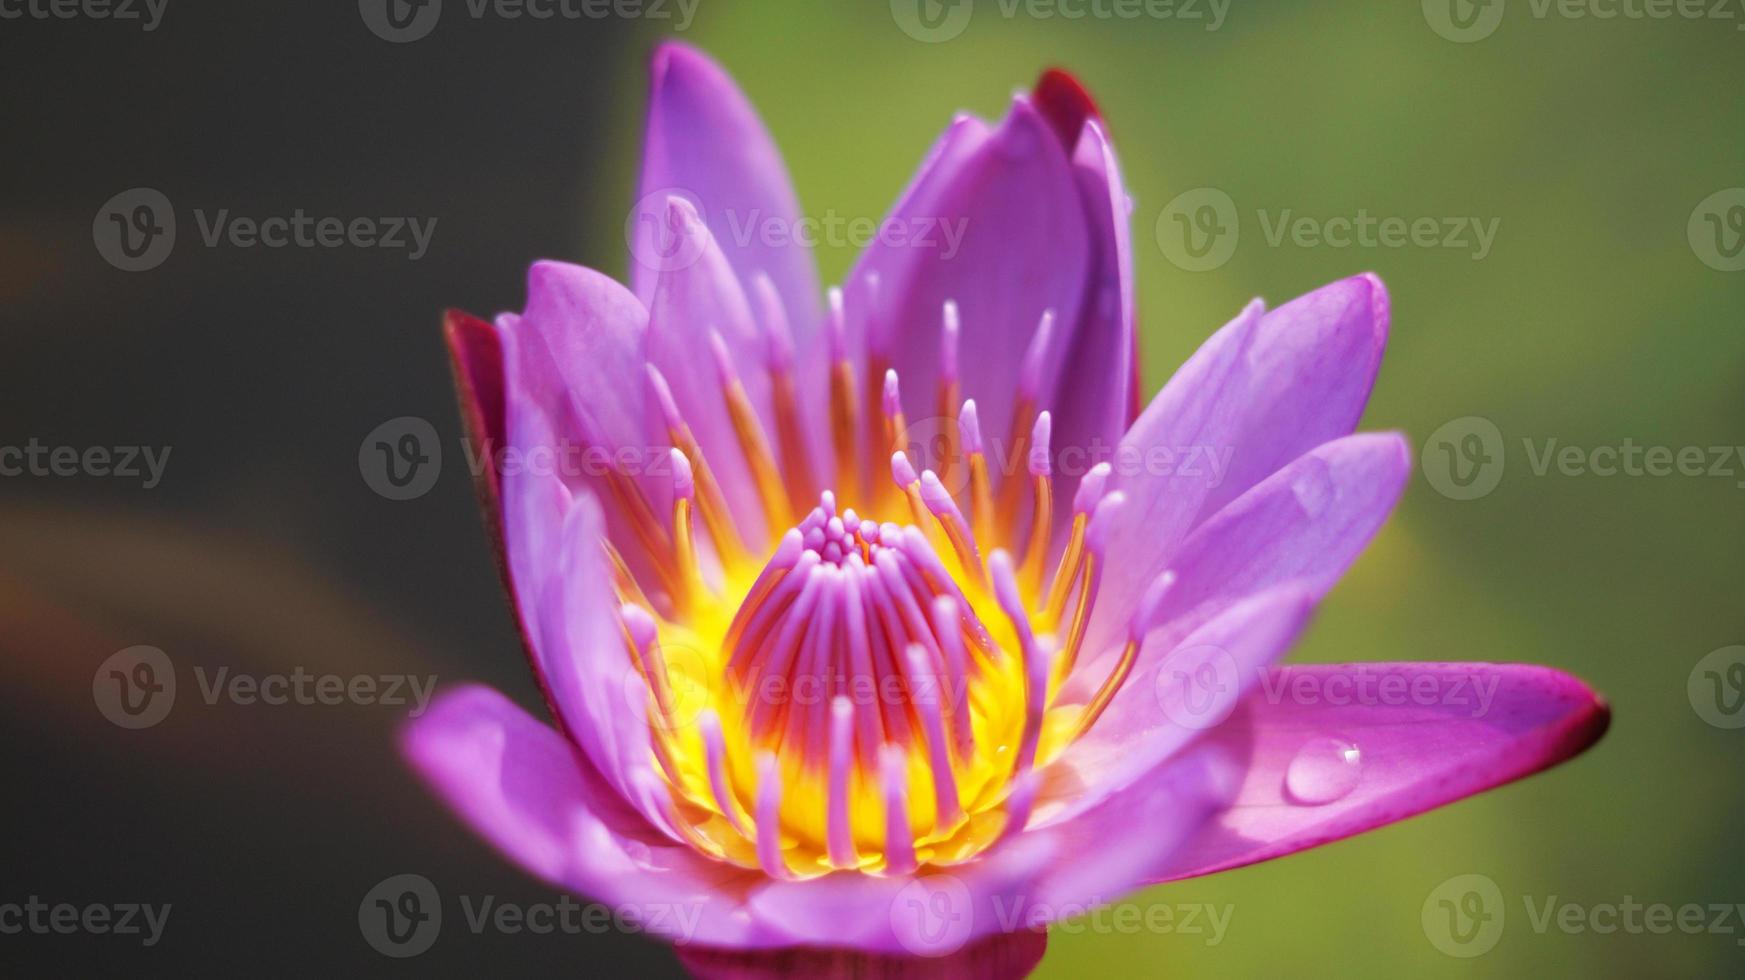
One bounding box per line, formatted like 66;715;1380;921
406;42;1608;975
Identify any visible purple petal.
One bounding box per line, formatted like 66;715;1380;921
1088;275;1389;655
840;114;990;368
644;196;775;542
1144;432;1411;641
742;737;1228;955
1047;120;1135;535
853;96;1089;454
1032;585;1317;829
635;42;820;335
401;685;767;948
675;929;1047;980
495;267;671;616
1200;273;1390;517
1077;299;1264;654
1151;663;1610;882
489;412;665;830
531;493;664;813
515;260;657;464
1074;433;1408;698
957;738;1234;938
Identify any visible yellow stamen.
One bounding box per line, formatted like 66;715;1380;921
1073;638;1139;738
770;370;817;520
830;360;864;506
1058;553;1098;676
995;398;1037;533
664;434;746;569
1043;513;1087;626
672;497;705;609
1020;473;1053;599
723;377;793;535
968;452;995;552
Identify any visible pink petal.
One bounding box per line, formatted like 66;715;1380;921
1053;434;1408;822
515;260;657;464
1076;298;1265;656
676;929;1046;980
635;42;820;334
644;196;775;543
1033;584;1317;829
496;264;670;600
1074;432;1407;704
854;96;1089;453
530;493;664;813
743;740;1229;955
406;686;1222;957
1046;119;1135;538
1151;663;1610;882
841;114;990;366
486;351;665;829
1142;432;1412;648
401;685;767;948
1199;273;1390;518
1089;276;1388;653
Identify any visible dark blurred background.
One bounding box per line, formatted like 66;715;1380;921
1;1;1741;976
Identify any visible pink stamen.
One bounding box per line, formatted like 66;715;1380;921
754;752;789;879
826;696;856;868
904;643;964;826
880;744;917;875
698;709;749;836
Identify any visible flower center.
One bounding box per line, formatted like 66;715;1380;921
607;291;1146;878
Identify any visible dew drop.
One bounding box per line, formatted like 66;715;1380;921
1283;737;1361;805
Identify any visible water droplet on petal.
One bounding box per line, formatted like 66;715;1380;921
1283;737;1361;805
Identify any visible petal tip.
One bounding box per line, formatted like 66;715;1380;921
525;258;580;302
1522;665;1612;768
1033;66;1102;148
649;38;716;85
1355;271;1391;345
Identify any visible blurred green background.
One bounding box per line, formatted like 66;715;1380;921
2;1;1740;977
654;3;1745;976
